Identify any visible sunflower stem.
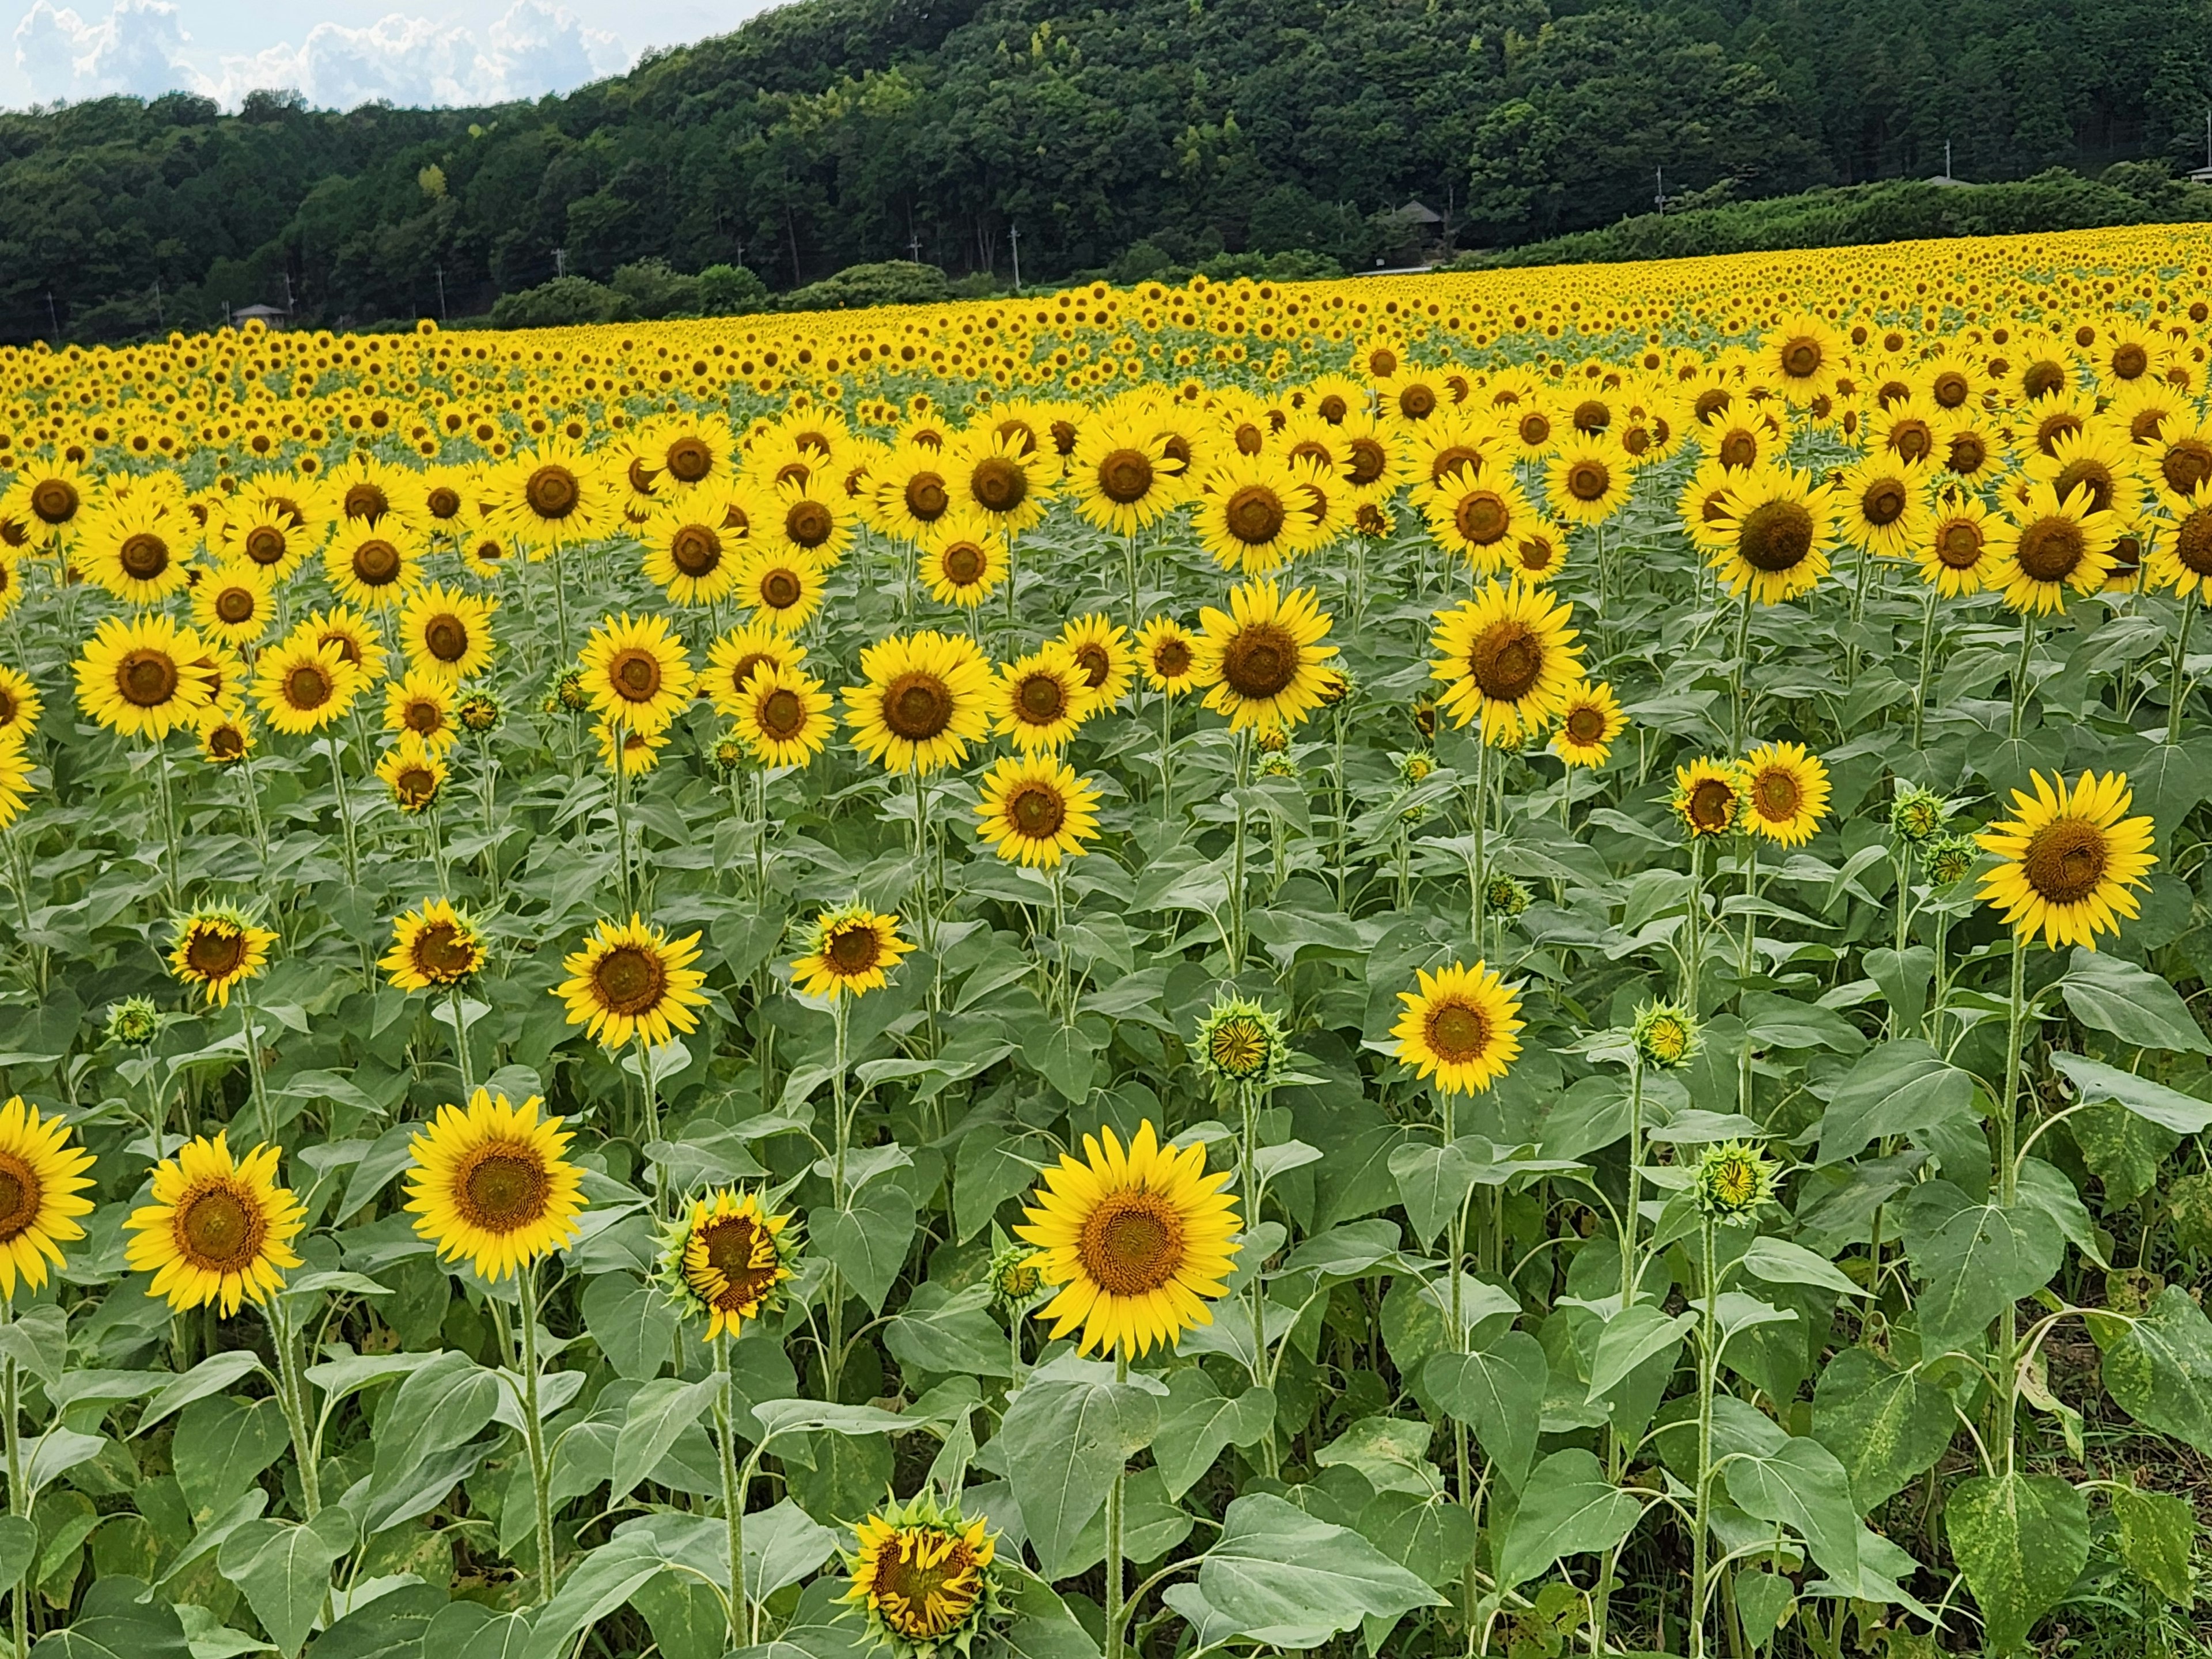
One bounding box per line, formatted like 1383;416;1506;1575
1105;1347;1128;1659
1737;838;1758;1119
323;730;361;891
271;1295;323;1518
520;1263;558;1604
612;720;634;913
714;1335;749;1648
2169;586;2198;743
2008;607;2036;741
1910;584;1938;752
3;1315;26;1659
1157;687;1176;828
151;737;184;914
449;985;476;1099
824;996;850;1400
1468;737;1489;959
476;732;500;905
1689;1212;1720;1659
1993;937;2028;1475
239;983;274;1146
1728;587;1753;753
638;1036;664;1217
1620;1052;1645;1312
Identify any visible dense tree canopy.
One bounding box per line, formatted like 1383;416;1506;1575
2;0;2209;341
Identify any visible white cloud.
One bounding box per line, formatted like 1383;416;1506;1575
11;0;631;108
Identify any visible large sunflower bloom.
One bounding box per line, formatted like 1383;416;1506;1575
1017;1121;1241;1358
1189;578;1339;733
380;897;488;991
555;915;710;1049
843;1490;1002;1657
79;497;191;607
404;1090;586;1281
1976;770;2156;950
168;906;276;1007
1552;680;1627;768
1544;437;1632;525
733;662;835;768
577;613;696;737
842;630;994;774
1741;741;1831;846
252;636;362;736
1987;481;2120;615
991;646;1093;753
703;624;806;717
399;584;498;681
790;906;914;1001
1391;961;1524;1095
1706;464;1839;605
0;1097;95;1298
74;613;218;741
125;1133;304;1315
974;755;1101;868
1428;583;1585;747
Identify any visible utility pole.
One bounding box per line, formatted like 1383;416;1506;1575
282;270;294;312
908;229;923;262
554;248;566;279
435;265;448;323
1654;166;1665;214
152;279;162;328
1944;139;1953;181
46;291;58;344
1009;222;1022;294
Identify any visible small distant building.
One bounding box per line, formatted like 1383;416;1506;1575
230;304;289;329
1380;199;1450;267
2190;165;2212;185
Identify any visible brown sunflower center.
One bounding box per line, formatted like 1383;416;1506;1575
941;541;986;585
971;456;1027;513
1007;781;1066;839
1429;446;1483;484
2112;343;2149;380
426;486;462;520
0;1154;41;1244
1738;500;1815;572
1469;620;1543;701
344;482;388;521
2035;414;2084;457
119;532;169;580
1889;420;1933;463
1317;394;1349;423
592;944;667;1014
395;766;437;803
785;501;832;548
825;922;883;975
178;1183;264;1272
1224;485;1285;546
285;663;333;710
1447;490;1508;546
1073;644;1112;690
1346;437;1387;485
870;1533;979;1638
418;618;467;665
207;724;245;760
1566;460;1611;501
1689;778;1737;832
664;436;714;483
353;539;401;585
725;653;771;694
1932;371;1971;407
1717;432;1759;470
1426;999;1490;1063
757;686;806;740
903;472;949;522
1937;521;1985;569
2132;408;2169;443
2021;816;2109;904
1518;411;1552;446
1573;399;1611;433
662;525;718;578
1397;384;1436;419
2051;459;2113;513
215;586;256;624
2022;360;2067;400
2176;509;2212;577
1694;389;1732;421
1099;449;1153;504
412;921;478;980
1016;672;1069;725
1753;769;1800;820
1946;433;1988;474
2163;439;2212;497
404;699;442;735
118;650;180;707
525;465;579;519
611;648;663;702
1566;704;1607;744
30;479;77;524
458;1147;551;1233
1076;1189;1186;1297
1221;622;1298;699
1152;638;1191;677
241;525;288;566
1368;348;1399;377
2016;517;2085;583
1779;338;1822;379
884;672;953;740
760;567;802;609
1861;481;1907;527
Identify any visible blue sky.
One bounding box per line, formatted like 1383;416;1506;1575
3;0;777;112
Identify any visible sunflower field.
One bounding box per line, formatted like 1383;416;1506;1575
5;223;2212;1659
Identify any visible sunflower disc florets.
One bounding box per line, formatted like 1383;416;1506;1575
842;1488;1005;1659
1194;994;1289;1086
658;1187;801;1340
1694;1138;1780;1221
456;691;503;734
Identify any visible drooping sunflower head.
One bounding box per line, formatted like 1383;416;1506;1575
1428;582;1585;747
1390;960;1524;1096
1017;1120;1242;1358
577;612;697;737
404;1090;586;1281
843;1489;1004;1658
660;1188;800;1340
380;897;488;992
1889;785;1950;845
167;906;276;1008
0;1096;94;1299
790;905;915;1002
1976;769;2157;951
974;754;1101;869
1695;1139;1780;1221
843;629;994;774
734;662;834;769
1194;994;1289;1086
124;1132;304;1315
1672;757;1749;839
555;914;711;1048
1740;741;1831;846
1631;1001;1700;1070
1551;679;1626;768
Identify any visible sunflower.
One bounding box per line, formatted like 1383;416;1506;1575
1694;1139;1780;1220
217;502;318;583
578;612;696;736
79;497;191;606
321;452;429;532
1987;481;2121;615
74;614;218;741
1195;995;1289;1084
1071;421;1185;535
1056;613;1138;710
1763;313;1847;404
0;554;21;623
2024;425;2147;522
2149;480;2212;596
1916;495;1997;596
703;624;807;717
186;562;275;649
1391;960;1525;1095
843;630;994;774
0;457;89;546
1016;1120;1241;1358
125;1133;304;1315
383;666;459;751
639;509;743;607
1741;741;1831;846
1193;452;1322;574
991;646;1093;753
717;543;819;633
871;443;963;543
0;664;42;743
952;425;1055;532
379;897;488;991
399;584;498;681
2147;413;2212;510
555;914;710;1048
661;1188;800;1339
1869;396;1942;467
1672;758;1749;839
298;606;390;683
1976;770;2157;950
1706;464;1839;605
1506;522;1569;586
638;413;737;496
404;1090;586;1281
595;718;667;777
1137;615;1198;694
492;439;624;549
1422;465;1536;574
167;905;276;1006
919;512;1008;607
252;636;361;736
974;755;1101;868
1428;583;1585;747
843;1490;1003;1658
729;662;833;768
325;522;425;608
790;906;915;1001
1544;437;1632;526
1837;455;1930;558
1552;679;1627;768
195;710;254;768
376;734;447;813
1190;578;1339;734
0;1096;93;1297
0;736;31;828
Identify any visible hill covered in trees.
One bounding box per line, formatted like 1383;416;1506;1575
4;0;2211;342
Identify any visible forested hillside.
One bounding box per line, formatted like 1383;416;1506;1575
3;0;2209;340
